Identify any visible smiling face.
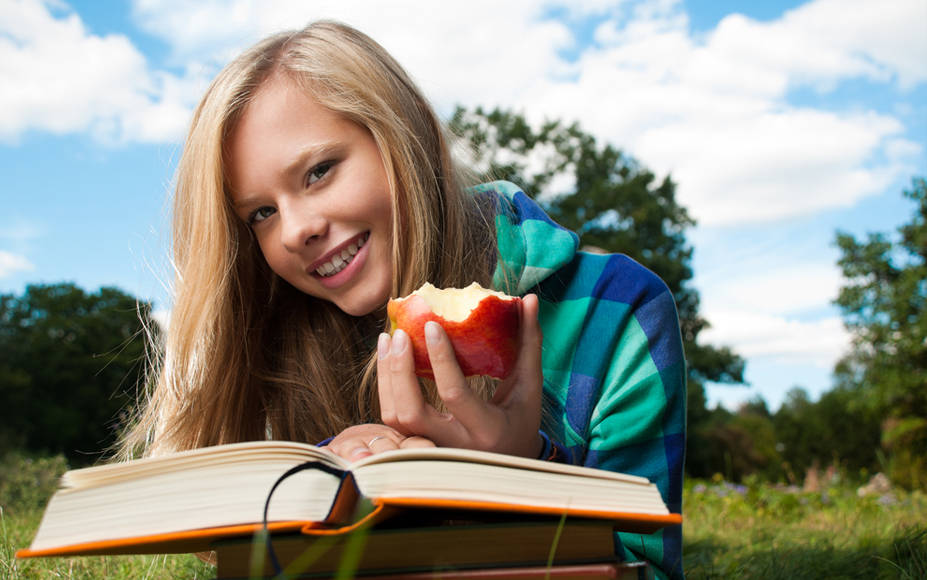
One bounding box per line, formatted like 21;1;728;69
226;74;394;317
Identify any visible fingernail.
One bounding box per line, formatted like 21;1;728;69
425;321;441;347
391;329;408;355
378;333;390;359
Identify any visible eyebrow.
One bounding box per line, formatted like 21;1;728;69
230;141;344;210
282;142;342;180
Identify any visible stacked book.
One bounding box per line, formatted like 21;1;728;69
17;441;680;579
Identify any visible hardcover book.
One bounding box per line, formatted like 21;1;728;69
17;440;680;559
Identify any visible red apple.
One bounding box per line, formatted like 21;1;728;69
387;282;521;379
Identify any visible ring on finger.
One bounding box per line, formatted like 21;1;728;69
367;435;387;447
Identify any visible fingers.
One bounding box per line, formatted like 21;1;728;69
378;329;443;436
326;424;407;461
376;332;395;424
375;303;545;458
493;293;543;405
517;293;543;373
400;435;436;449
425;321;488;431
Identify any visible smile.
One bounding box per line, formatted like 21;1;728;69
315;233;370;277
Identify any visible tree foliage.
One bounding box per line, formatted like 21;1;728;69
833;177;927;488
772;386;881;481
0;283;154;465
449;106;745;475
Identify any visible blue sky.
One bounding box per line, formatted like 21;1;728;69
1;0;925;411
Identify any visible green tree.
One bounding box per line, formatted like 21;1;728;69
686;401;782;482
834;177;927;488
773;386;881;483
449;106;745;475
773;387;827;481
0;283;155;465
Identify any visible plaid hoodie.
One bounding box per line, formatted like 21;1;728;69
474;181;686;580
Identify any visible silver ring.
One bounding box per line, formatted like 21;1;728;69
367;435;387;447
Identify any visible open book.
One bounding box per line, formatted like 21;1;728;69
17;440;680;558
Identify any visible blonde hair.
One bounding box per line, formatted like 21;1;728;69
120;21;500;458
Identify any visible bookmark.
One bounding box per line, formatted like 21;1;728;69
261;461;350;576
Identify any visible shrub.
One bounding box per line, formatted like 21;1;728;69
0;452;68;514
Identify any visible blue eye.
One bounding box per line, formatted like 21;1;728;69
249;206;276;224
306;161;334;187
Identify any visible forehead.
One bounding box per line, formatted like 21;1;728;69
224;74;363;191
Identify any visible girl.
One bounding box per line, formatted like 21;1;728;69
122;20;685;579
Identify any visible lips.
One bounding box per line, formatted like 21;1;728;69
312;232;370;278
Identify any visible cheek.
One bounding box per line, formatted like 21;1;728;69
254;233;288;274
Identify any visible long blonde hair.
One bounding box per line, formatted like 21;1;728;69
120;21;500;458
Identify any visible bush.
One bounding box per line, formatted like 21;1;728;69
0;452;68;514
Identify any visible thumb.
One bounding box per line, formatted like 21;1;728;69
493;293;543;405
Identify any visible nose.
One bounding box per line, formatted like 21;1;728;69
280;207;327;252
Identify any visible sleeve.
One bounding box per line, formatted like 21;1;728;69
579;257;687;580
537;429;572;463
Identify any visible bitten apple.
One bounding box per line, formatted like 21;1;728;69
387;282;521;379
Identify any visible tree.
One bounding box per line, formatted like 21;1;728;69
686;400;782;482
772;386;881;482
834;177;927;488
0;283;155;464
449;107;745;473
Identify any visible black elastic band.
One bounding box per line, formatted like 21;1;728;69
261;461;349;576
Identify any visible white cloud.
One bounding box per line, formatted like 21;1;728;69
2;0;924;222
0;220;44;243
706;262;844;317
699;307;848;369
693;251;852;384
522;0;925;226
0;250;34;278
150;308;170;331
774;0;927;90
0;0;193;144
634;109;914;225
130;0;257;64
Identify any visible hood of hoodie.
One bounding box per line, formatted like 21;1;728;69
469;181;579;295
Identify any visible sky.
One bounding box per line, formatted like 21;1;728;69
1;0;925;411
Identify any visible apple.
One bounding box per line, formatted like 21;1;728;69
387;282;521;379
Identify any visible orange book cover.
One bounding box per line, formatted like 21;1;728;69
16;441;681;559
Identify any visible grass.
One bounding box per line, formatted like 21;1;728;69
2;452;925;579
0;451;212;579
682;474;927;579
2;508;214;579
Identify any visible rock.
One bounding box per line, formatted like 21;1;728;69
857;472;891;497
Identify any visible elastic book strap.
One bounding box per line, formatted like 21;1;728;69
261;460;354;576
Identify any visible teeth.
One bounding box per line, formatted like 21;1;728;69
315;234;368;277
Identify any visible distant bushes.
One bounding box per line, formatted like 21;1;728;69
0;452;67;514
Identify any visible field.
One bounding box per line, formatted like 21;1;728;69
682;475;926;578
2;453;925;579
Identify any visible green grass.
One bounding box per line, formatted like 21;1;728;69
2;452;925;579
0;452;212;579
2;506;214;579
682;475;927;579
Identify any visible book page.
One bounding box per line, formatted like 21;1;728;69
349;447;650;485
61;441;344;490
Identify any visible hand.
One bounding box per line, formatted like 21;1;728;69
325;424;435;461
377;293;544;459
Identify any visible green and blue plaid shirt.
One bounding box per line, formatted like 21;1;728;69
475;181;686;580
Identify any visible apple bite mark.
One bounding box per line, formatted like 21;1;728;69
387;282;521;379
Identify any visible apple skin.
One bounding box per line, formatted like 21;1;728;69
387;288;521;379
